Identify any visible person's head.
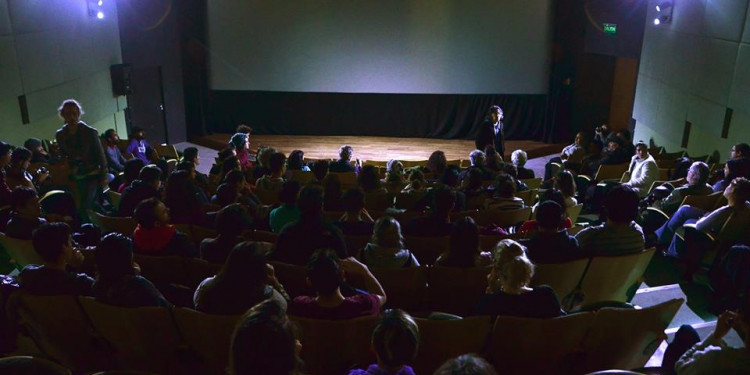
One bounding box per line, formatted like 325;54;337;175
358;165;381;192
555;170;576;200
465;168;484;191
342;188;366;214
230;299;301;375
183;147;199;165
724;157;750;181
255;147;276;169
511;150;527;167
95;233;136;282
574;131;586;146
279;180;301;206
221;157;241;176
371;216;404;249
386;160;404;182
230;133;250;152
488;105;503;123
469;150;486;167
502;164;518;179
11;187;41;218
447;216;480;266
216;203;250;237
440;168;460;188
607;137;623;151
103;129;119;144
635;141;649;160
538;188;566;210
0;142;13;168
287;150;305;170
298;185;324;217
32;222;73;265
686;161;710;186
536;201;565;232
724;177;750;204
10;147;32;170
603;185;639;224
57;99;83;124
494;173;516;199
139;165;163;190
131;126;145;140
307;249;342;295
218;241;268;287
174;161;195;180
488;239;533;293
123;159;146;183
134;198;170;229
428;151;447;174
236;124;253;135
39;190;77;225
312;159;330;181
338;145;354;162
432;186;457;217
433;354;499;375
24;138;45;154
484;146;504;170
269;152;287;175
371;309;419;371
731;143;750;160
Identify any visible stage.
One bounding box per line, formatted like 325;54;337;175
191;134;565;163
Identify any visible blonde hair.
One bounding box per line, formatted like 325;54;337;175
371;216;404;249
488;239;534;293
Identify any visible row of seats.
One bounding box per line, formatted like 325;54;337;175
8;291;683;375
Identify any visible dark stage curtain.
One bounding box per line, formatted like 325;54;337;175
207;91;553;142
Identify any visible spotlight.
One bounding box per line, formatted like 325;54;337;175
88;0;105;19
655;1;673;13
97;11;104;19
653;1;674;26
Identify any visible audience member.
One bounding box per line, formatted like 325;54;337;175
555;170;578;207
24;138;50;164
580;139;605;177
6;147;46;192
288;249;386;319
348;309;419;375
653;161;712;216
335;188;375;236
102;129;126;174
511;149;534;179
459;150;494;181
461;168;487;209
402;170;428;193
360;216;419;268
426;150;448;177
358;165;387;194
311;159;330;182
484;146;505;173
256;152;286;192
93;233;169;307
520;201;583;264
476;239;564;318
269;180;302;233
405;187;456;236
322;173;345;211
615;129;636;157
385;159;406;193
163;170;206;225
623;141;658;198
576;185;644;256
484;173;524;211
182;146;210;187
433;354;499;375
118;158;146;193
0;142;13;207
435;217;492;268
195;242;289;315
133;198;196;257
284;150;310;179
201;204;251;264
600;136;630;165
125;126;150;164
229;132;253;171
521;189;573;235
544;131;587;180
118;165;162;217
6;187;46;240
146;147;169;180
502;164;529;192
713;157;750;193
330;145;358;173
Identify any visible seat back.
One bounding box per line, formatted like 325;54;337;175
107;190;122;211
520;178;543;189
412;316;494;375
172;308;241;375
580;248;656;307
290;315;378;375
486;312;594;375
288;170;316;185
475;207;532;228
680;191;723;211
427;267;492;316
154;144;179;160
133;254;189;287
566;203;584;224
531;258;590;301
329;172;358;191
78;297;181;373
404;236;449;265
0;232;42;268
574;299;683;373
594;163;629;182
89;211;137;236
368;267;428;311
253;187;280;205
268;261;312;298
515;188;538;206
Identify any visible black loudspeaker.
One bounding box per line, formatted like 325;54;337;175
110;64;133;96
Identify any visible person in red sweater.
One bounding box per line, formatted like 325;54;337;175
132;198;196;257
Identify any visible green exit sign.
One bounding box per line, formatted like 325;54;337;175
603;23;617;35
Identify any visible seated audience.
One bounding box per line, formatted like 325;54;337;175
522;189;573;235
360;216;419;268
484;146;505;173
622;141;658;198
0;142;13;206
103;129;126;175
348;309;420;375
285;149;310;175
39;190;79;230
229;299;303;375
520;201;584;264
544;131;587;180
182;146;210;186
461;168;487;209
459;150;494;181
118;158;146;193
175;161;208;203
146;147;169;180
133;198;196;257
511;149;534;179
269;180;302;233
384;159;406;194
288;249;386;319
118;165;162;217
24;138;50;164
555;170;578;207
163;170;206;225
322;173;345;211
713;157;750;193
710;143;750;184
358;165;387;194
312;158;330;182
576;185;645;256
653;161;712;216
580;139;605;177
273;185;348;264
229;132;253;171
201;204;252;264
250;146;275;183
126;126;150;164
502;164;529;192
210;147;237;176
433;354;499;375
426;150;448;177
329;145;358;173
401;170;428;193
335;188;375;236
6;187;46;240
484;173;525;211
17;222;93;296
405;187;456;236
195;241;289;315
6;147;46;192
435;217;492;267
256;152;286;192
93;233;169;307
476;239;564;318
600;136;630;165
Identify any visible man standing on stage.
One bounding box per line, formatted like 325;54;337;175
475;105;505;159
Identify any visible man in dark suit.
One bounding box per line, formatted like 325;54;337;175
475;105;505;158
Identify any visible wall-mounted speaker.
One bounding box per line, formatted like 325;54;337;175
110;64;133;96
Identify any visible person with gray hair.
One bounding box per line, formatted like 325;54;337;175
459;150;494;181
653;161;713;216
511;149;535;179
329;145;358;173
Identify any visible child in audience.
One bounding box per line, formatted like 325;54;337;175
348;309;420;375
360;216;419;268
288;249;386;319
201;204;251;264
133;198;196;257
6;187;46;239
195;242;289;315
433;354;499;375
436;217;492;268
229;299;303;375
93;233;170;308
476;239;564;318
270;180;302;233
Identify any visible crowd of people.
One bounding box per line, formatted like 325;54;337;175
0;100;748;374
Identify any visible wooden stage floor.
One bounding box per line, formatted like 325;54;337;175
192;134;565;162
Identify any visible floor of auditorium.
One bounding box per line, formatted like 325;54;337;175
174;136;744;368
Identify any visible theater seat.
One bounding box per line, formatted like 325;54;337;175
412;316;494;375
172;308;242;375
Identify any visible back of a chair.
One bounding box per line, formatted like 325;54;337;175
288;169;316;185
579;248;656;307
89;211;137;236
575;299;683;373
594;163;629;182
531;258;590;301
475;207;532;229
515;188;538;206
268;261;312;298
369;267;428;311
290;315;378;375
0;232;42;268
404;236;449;265
172;308;241;375
78;297;181;373
487;312;594;375
329;172;358;191
680;191;723;212
154;144;179;160
133;254;189;287
254;187;280;205
566;204;584;224
166;159;177;175
427;267;492;316
412;316;494;375
520;178;543;190
12;293;112;372
401;160;428;168
108;190;122;211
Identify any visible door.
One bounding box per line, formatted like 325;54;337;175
126;66;168;144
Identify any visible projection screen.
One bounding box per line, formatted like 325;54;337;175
207;0;553;95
